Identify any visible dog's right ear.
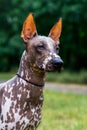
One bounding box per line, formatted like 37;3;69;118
21;13;37;42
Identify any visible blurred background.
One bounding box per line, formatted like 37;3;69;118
0;1;87;130
0;0;87;84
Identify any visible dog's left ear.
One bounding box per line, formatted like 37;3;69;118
49;18;62;44
21;13;37;42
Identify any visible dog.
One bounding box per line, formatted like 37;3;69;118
0;13;63;130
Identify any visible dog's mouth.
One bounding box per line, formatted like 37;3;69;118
38;57;64;72
46;61;64;72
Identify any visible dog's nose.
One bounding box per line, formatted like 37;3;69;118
52;57;64;68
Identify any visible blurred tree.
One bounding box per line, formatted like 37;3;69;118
0;0;87;71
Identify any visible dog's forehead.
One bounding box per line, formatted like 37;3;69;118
31;35;56;49
38;35;54;43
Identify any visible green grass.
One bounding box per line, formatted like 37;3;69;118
46;70;87;84
37;90;87;130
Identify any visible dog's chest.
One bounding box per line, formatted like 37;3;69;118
0;77;44;130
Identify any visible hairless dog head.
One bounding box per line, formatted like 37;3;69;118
21;13;63;72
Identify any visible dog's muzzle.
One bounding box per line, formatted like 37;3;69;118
46;57;64;72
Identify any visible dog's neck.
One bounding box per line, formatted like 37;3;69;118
18;51;46;87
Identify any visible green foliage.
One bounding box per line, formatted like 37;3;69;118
0;0;87;71
37;90;87;130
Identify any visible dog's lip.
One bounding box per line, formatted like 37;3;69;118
45;64;64;72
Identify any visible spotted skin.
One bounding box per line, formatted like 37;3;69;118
0;75;43;130
0;39;63;130
0;13;63;130
0;38;63;129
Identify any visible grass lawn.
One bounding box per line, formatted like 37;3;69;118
37;90;87;130
46;70;87;84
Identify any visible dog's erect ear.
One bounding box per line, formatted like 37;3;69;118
21;13;37;42
49;18;62;44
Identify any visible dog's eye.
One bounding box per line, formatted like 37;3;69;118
55;45;59;53
56;45;59;51
36;44;45;50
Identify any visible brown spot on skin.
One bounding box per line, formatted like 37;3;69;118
16;121;20;129
9;106;15;122
11;127;15;130
5;125;8;130
7;112;10;123
4;103;15;123
20;120;26;128
0;88;4;113
4;91;10;98
2;94;6;106
1;115;3;123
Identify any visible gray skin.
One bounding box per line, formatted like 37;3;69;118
0;34;63;130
